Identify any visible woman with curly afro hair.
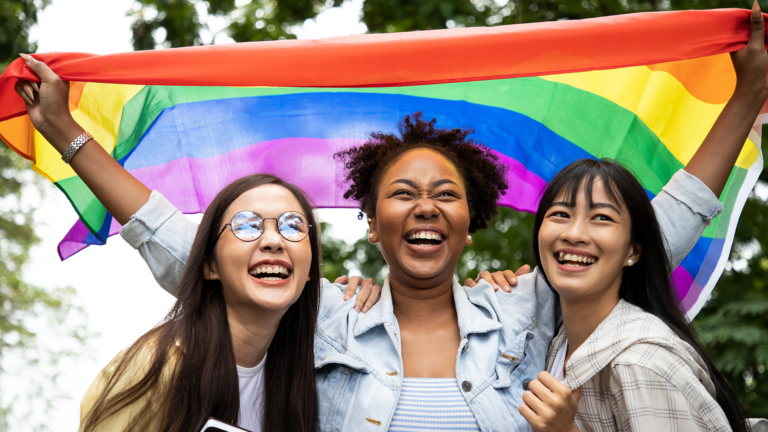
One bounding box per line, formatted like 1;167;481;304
319;78;758;431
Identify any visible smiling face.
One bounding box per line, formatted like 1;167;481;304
205;184;313;315
538;179;641;303
370;148;472;289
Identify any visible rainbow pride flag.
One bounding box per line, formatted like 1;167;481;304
0;9;765;318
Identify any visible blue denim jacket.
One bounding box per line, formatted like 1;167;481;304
119;169;721;431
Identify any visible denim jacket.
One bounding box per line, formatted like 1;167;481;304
119;169;722;431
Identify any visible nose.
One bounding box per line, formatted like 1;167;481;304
413;197;439;220
258;219;285;253
560;216;590;245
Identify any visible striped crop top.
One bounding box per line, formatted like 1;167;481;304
389;378;481;431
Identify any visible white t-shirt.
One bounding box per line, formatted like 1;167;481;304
549;336;568;383
237;354;266;432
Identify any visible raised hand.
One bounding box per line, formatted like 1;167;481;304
519;371;581;432
464;264;530;292
14;54;78;149
731;1;768;99
334;275;382;313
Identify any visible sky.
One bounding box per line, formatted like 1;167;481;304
5;1;369;429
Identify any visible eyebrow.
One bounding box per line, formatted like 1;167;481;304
551;201;621;213
390;178;458;188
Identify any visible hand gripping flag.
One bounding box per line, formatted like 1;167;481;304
1;9;766;318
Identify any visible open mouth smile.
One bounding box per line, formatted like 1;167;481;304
405;230;445;248
555;251;597;268
248;264;293;281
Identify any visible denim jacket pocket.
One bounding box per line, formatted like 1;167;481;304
492;331;536;389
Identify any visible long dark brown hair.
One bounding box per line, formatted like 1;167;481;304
83;174;321;432
532;159;747;432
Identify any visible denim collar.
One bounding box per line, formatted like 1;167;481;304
353;275;502;337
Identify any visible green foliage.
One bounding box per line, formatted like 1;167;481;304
693;136;768;418
0;0;50;68
320;207;534;282
0;3;89;428
129;0;344;49
131;0;768;418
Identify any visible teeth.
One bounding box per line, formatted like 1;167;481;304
249;265;291;276
557;253;596;265
408;231;443;241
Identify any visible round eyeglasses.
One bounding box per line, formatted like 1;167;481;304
212;211;312;248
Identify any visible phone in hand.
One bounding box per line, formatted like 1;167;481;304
200;417;252;432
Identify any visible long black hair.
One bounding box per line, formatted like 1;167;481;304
532;159;747;432
83;174;321;432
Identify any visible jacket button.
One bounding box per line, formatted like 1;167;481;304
522;380;531;391
461;381;472;392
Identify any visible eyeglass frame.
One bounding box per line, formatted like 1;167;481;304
210;210;313;251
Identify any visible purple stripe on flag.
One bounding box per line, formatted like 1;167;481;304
58;137;548;260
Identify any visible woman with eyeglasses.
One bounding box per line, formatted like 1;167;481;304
17;11;765;428
14;57;390;432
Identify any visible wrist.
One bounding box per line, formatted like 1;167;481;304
42;116;84;153
731;84;768;111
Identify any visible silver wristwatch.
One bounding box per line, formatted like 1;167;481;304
61;132;94;164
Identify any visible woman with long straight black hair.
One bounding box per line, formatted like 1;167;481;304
511;5;768;430
13;57;386;432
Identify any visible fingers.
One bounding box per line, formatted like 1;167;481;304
335;275;349;284
358;279;381;313
478;271;500;291
528;379;558;406
15;81;33;105
355;278;373;313
342;275;359;301
502;269;517;287
751;1;766;46
515;264;531;277
518;403;539;427
19;54;58;83
537;371;568;393
492;271;512;293
521;389;549;416
465;277;478;288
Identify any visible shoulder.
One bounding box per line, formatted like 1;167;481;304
464;269;557;353
466;269;556;318
606;309;716;402
317;278;355;322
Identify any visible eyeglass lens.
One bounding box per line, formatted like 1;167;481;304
230;211;309;242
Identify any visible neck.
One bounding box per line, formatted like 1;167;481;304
560;285;620;360
389;274;456;325
227;304;283;368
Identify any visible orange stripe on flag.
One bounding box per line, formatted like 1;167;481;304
647;54;736;105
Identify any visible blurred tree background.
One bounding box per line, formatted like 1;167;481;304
0;1;89;430
126;0;766;419
1;0;764;424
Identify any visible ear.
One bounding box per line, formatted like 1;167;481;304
203;257;220;281
368;216;378;244
465;233;473;246
626;242;642;267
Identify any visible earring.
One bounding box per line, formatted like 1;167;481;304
627;259;634;266
367;218;372;222
467;235;472;241
369;233;374;239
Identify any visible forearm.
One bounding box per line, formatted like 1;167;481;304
685;87;766;197
46;118;151;225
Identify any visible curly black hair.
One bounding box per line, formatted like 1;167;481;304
334;112;509;233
